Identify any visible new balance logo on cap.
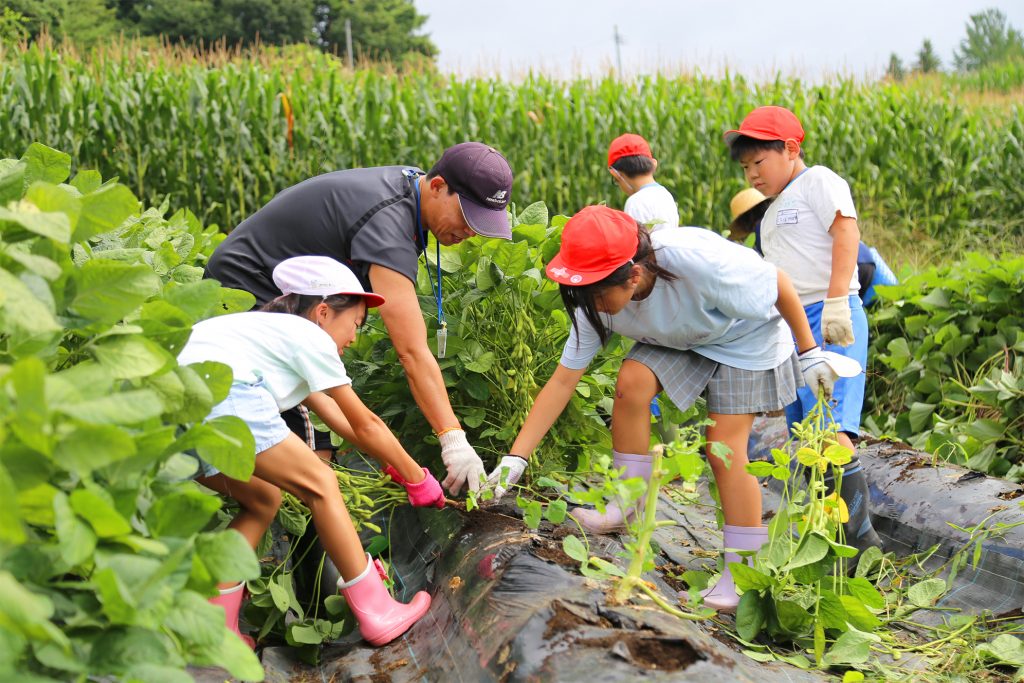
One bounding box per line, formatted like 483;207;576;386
488;190;508;203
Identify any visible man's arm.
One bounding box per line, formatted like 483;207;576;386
368;263;459;433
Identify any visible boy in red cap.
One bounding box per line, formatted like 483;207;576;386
607;133;679;231
488;205;859;612
724;106;882;554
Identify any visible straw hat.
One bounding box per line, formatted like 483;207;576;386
729;187;769;221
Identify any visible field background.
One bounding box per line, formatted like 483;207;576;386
3;41;1022;271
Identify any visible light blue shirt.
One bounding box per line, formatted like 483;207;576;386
559;227;794;371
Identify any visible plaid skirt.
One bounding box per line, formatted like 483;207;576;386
626;343;802;415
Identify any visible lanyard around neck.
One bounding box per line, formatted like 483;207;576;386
410;175;446;329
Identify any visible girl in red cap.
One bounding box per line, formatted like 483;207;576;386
488;206;857;612
178;256;440;648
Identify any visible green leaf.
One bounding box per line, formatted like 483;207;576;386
745;461;775;477
963;418;1005;442
783;532;830;570
0;158;26;203
91;336;173;379
18;483;59;526
822;625;880;666
818;589;849;631
775;600;812;635
74;183;139;242
544;498;567;524
908;402;937;432
839;594;882;631
562;534;587;563
71;169;103;194
517;201;549;227
54;425;137;475
172;416;256;481
907;577;947;608
3;247;62;281
0;463;26;544
22;143;71;185
56;389;165;425
69;260;162;324
729;563;774;591
269;578;292;612
0;267;61;344
70;489;132;538
735;590;766;641
53;492;97;566
184;361;234;405
207;624;264;680
195;530;260;583
146;489;221;538
124;665;195;683
0;203;72;242
845;577;885;610
286;621;326;645
463;351;496;374
522;499;542;529
24;181;82;230
89;627;171;674
92;567;138;624
976;633;1024;667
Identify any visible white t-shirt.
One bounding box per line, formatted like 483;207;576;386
623;183;679;232
559;228;793;371
760;165;860;306
178;312;352;412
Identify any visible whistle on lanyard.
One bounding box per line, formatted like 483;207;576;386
436;322;448;359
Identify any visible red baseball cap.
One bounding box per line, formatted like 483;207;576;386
723;106;805;147
607;133;653;167
546;206;638;286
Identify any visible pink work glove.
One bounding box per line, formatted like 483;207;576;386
384;465;445;509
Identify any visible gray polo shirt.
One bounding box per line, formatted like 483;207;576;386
206;166;424;305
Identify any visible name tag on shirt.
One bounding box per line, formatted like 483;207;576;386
776;209;799;225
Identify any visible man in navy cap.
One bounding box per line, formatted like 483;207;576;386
207;142;514;495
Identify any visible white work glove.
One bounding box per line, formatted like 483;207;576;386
438;429;485;495
798;347;862;399
484;455;528;501
821;296;855;346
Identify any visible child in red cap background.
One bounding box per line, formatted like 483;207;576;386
607;133;680;231
724;105;882;554
491;205;858;612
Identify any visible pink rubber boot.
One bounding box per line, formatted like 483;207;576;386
337;553;431;646
682;525;768;613
571;451;653;534
209;582;255;649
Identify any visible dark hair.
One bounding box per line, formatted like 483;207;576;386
560;224;677;346
730;198;771;236
728;135;805;162
424;168;457;193
611;155;656;177
261;293;364;319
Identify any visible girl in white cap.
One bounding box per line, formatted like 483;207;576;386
488;205;858;612
177;255;440;648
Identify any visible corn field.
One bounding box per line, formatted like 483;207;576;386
2;43;1022;240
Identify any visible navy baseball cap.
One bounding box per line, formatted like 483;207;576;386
430;142;513;239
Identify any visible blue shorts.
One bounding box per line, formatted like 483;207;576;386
193;378;291;478
784;295;868;436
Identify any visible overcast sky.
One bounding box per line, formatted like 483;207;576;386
416;1;1024;81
